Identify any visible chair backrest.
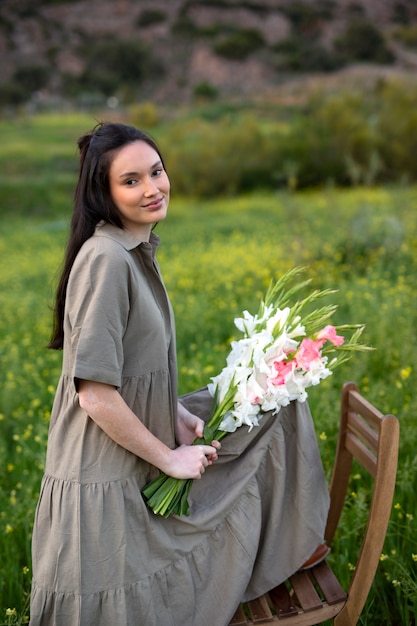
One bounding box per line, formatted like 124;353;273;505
325;382;399;626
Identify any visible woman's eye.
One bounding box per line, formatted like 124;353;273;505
152;168;163;177
125;179;137;186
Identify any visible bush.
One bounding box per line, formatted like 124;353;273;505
193;23;236;38
392;1;412;24
214;28;264;60
137;9;166;27
13;65;50;95
280;92;376;187
0;80;28;106
334;19;395;64
346;2;366;18
193;82;218;100
171;15;199;37
12;1;38;17
0;64;51;106
163;115;278;196
392;24;417;49
129;102;160;128
374;81;417;181
74;38;163;97
0;15;13;34
273;36;344;72
280;0;336;29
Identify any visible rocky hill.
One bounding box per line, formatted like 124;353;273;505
1;0;417;109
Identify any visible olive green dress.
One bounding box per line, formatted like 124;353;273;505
30;222;330;626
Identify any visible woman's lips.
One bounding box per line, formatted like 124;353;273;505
144;197;164;210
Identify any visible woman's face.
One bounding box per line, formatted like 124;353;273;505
108;140;170;240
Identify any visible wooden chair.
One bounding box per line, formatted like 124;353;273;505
229;382;400;626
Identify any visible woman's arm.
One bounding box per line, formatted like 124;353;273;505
78;380;217;480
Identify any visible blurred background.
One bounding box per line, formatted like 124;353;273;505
1;0;417;191
1;0;417;112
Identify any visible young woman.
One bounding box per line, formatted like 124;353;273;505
30;122;330;626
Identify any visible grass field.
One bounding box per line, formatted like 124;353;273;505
0;113;416;625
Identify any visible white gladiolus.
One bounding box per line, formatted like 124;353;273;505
265;307;291;335
218;411;238;432
234;310;258;335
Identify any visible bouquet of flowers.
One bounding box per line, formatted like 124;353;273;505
142;267;372;518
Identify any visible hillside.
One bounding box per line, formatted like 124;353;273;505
1;0;417;109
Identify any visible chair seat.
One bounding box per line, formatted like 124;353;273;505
230;561;347;624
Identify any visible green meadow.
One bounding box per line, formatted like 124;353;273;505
0;113;416;625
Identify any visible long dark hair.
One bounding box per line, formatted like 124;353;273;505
48;122;164;350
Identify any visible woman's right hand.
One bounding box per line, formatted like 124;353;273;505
164;444;218;479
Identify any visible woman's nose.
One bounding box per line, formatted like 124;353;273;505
144;177;158;195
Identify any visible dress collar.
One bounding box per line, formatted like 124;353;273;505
94;221;160;252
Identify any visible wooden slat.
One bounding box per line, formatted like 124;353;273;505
275;602;345;625
229;604;249;625
288;571;323;611
348;390;383;430
347;411;378;453
268;583;299;618
247;595;274;623
310;561;347;605
345;432;377;477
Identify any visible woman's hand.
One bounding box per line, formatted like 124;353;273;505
174;401;221;474
176;402;221;450
165;444;219;480
175;402;205;445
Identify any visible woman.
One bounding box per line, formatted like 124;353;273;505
30;122;330;626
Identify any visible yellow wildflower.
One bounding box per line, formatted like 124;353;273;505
400;366;412;380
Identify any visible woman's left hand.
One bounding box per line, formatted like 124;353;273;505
175;402;220;460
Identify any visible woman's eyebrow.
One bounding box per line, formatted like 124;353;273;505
118;161;163;179
119;170;139;178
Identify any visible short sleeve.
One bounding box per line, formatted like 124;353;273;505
65;241;132;389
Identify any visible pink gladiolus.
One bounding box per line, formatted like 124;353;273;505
295;338;322;370
316;325;345;346
270;360;293;385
